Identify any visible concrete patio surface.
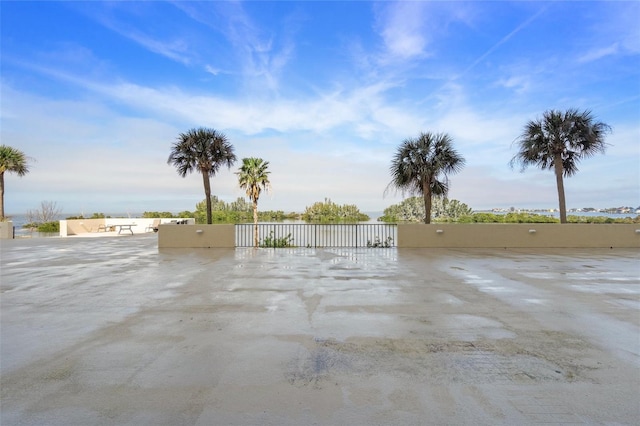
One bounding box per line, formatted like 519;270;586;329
1;235;639;425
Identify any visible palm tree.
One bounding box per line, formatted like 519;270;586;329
236;157;271;247
0;145;31;220
386;132;465;224
168;128;237;224
510;109;611;223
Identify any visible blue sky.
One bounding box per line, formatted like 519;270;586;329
2;1;638;216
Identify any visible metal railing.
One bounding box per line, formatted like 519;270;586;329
236;223;397;248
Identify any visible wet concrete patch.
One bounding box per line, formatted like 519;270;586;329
283;332;592;388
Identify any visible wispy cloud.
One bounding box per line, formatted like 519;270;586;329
496;74;532;95
577;2;640;63
205;65;222;76
578;43;620;63
5;56;417;142
122;31;191;65
456;5;548;79
176;1;298;93
85;6;193;65
2;55;575;170
375;1;431;61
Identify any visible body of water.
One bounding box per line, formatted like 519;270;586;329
478;210;639;218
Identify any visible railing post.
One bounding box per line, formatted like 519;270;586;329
355;224;358;248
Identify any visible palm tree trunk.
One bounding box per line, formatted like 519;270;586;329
253;201;258;248
201;170;213;224
0;172;5;219
553;154;567;224
423;182;432;224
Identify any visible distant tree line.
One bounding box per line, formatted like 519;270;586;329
301;198;370;222
66;212;109;219
141;196;295;224
379;196;638;223
141;211;192;219
144;196;369;224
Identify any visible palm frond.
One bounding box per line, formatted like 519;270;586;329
0;145;31;176
387;131;464;198
510;108;611;177
236;157;271;204
168;127;237;178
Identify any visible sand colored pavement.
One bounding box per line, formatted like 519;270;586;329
1;235;639;425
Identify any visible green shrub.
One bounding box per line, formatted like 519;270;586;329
382;196;472;222
567;215;639;224
260;231;294;248
37;221;59;232
469;213;503;223
503;213;557;223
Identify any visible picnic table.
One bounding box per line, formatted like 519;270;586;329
114;224;135;235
